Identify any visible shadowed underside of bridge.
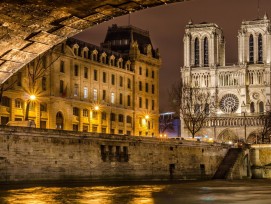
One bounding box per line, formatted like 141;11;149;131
0;0;187;84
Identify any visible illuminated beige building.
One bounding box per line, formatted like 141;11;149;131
181;16;271;142
0;25;161;136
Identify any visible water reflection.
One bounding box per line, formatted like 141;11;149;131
1;180;271;204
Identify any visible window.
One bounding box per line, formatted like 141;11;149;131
120;76;123;87
94;69;98;81
83;51;88;58
139;97;142;108
83;87;88;98
119;114;124;122
110;113;116;121
152;100;155;110
146;68;149;77
93;88;98;101
194;37;199;66
127;78;131;89
92;111;98;119
249;34;254;63
42;77;46;91
83;125;88;132
17;72;22;86
60;61;65;73
60;80;64;94
102;90;106;101
73;107;79;116
145;99;149;109
74;84;79;96
259;101;264;113
15;99;22;108
139;81;142;91
103;72;106;83
139;117;142;127
111;74;115;85
126;116;132;124
73;124;79;131
84;67;88;79
111;92;115;104
152;70;155;79
250;102;255;113
152;84;155;94
83;109;89;117
139;67;142;75
119;93;123;105
204;37;208;66
74;64;79;76
40;103;47;112
258;34;263;63
102;112;106;120
127;95;131;106
145;83;149;93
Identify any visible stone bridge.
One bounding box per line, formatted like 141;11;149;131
0;0;187;84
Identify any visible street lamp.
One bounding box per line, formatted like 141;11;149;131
25;94;36;121
145;114;150;136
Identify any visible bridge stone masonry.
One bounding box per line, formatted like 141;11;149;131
0;126;230;183
0;0;187;85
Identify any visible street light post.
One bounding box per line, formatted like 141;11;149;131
145;114;149;136
25;94;36;121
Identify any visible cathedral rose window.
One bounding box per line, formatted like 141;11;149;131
219;94;239;113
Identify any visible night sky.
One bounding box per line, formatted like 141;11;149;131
75;0;271;112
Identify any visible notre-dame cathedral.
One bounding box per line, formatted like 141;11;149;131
181;15;271;143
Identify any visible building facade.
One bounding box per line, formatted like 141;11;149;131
181;16;271;142
0;25;161;136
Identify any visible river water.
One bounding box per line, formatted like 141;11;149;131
1;180;271;204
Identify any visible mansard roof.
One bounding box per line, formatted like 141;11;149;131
101;24;157;57
67;38;124;59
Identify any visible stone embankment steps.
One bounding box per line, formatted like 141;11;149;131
213;148;242;179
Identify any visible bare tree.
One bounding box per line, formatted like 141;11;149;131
159;115;174;134
257;111;271;143
24;47;60;120
169;82;213;138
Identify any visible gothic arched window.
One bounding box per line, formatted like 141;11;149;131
250;102;255;113
258;34;263;63
194;38;199;66
204;37;208;67
259;101;264;113
249;34;254;63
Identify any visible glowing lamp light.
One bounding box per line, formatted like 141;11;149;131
145;115;150;120
94;105;99;111
29;95;36;101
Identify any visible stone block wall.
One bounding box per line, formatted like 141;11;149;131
0;126;228;182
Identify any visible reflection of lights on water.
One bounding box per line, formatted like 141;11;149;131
4;186;165;204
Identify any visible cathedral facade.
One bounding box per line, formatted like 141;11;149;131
181;15;271;143
0;25;160;136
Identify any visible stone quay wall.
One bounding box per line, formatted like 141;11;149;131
0;126;229;183
250;144;271;179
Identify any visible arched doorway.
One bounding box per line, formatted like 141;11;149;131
217;129;238;142
56;112;64;130
247;131;261;144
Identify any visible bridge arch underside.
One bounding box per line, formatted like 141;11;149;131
0;0;186;84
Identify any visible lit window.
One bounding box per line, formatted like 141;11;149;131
15;99;22;108
83;87;88;99
83;109;89;117
74;84;79;96
93;88;98;101
111;92;115;104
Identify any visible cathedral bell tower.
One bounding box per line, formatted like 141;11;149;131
238;14;271;65
183;21;225;68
